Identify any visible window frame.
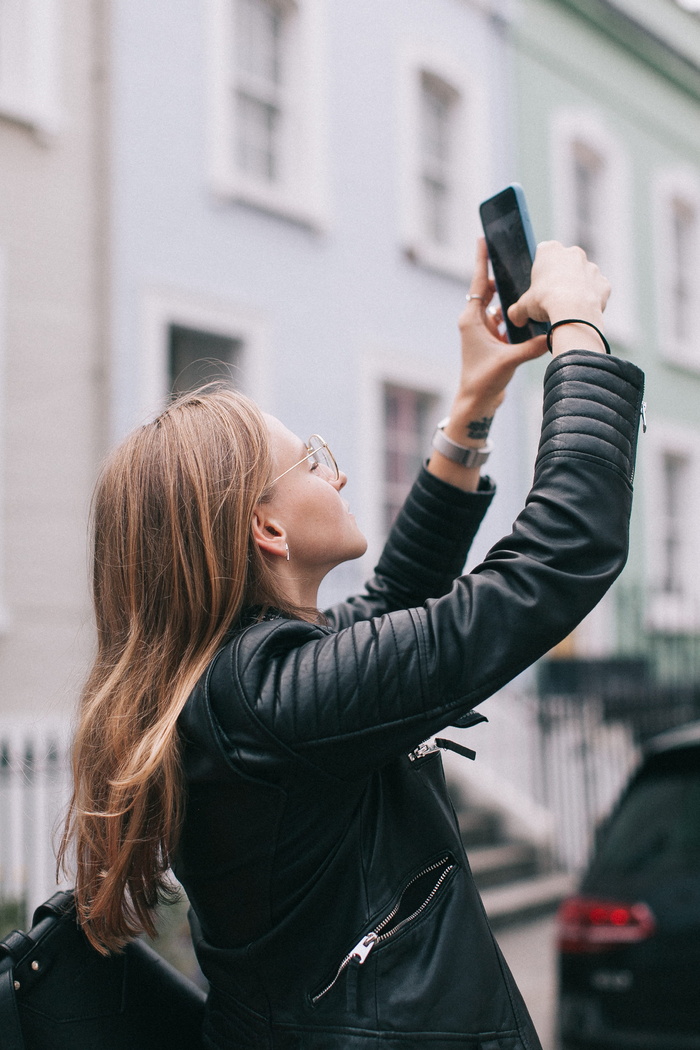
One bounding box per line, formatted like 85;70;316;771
382;382;440;534
206;0;329;229
653;166;700;372
358;345;452;564
140;287;271;424
397;42;489;282
644;421;700;633
551;108;634;347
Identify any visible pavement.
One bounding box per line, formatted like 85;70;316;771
496;914;559;1050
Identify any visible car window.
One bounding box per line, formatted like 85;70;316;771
589;750;700;880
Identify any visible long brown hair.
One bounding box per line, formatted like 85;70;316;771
59;388;302;953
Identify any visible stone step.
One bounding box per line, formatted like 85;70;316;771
481;871;575;928
467;841;540;889
457;806;503;848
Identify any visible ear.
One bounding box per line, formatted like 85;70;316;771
252;506;288;560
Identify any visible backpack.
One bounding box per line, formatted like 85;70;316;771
0;890;206;1049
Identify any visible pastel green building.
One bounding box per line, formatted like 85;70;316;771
512;0;700;718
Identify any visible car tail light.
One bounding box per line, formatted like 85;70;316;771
557;896;656;953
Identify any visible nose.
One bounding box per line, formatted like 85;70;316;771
332;471;347;491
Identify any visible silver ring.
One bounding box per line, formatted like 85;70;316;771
465;294;483;302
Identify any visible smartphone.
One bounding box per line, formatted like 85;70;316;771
479;184;549;344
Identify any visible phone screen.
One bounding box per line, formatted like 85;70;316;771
479;186;548;344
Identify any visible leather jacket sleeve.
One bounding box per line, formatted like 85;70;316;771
209;350;644;782
324;471;495;628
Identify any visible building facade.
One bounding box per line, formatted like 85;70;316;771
513;0;700;672
0;1;109;720
1;0;524;918
108;0;522;609
0;0;110;914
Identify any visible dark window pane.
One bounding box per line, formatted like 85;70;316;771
168;325;242;396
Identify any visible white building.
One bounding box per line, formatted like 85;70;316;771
109;0;524;604
0;0;109;722
1;0;541;916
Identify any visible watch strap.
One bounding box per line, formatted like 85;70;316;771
432;420;493;468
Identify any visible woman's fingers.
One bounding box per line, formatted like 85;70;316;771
508;241;610;327
462;239;492;309
484;302;504;340
506;333;550;363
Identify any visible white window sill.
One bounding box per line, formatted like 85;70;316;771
210;174;329;234
402;240;470;283
647;594;699;634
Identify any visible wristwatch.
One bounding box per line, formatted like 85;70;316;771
431;417;493;468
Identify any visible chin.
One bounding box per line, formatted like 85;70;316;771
338;532;368;565
351;539;369;561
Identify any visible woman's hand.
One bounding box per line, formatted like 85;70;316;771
508;240;611;357
427;238;549;490
452;238;550;422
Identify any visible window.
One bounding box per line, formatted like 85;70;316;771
169;325;242;396
357;349;451;565
670;197;696;346
654;168;700;369
383;384;437;532
420;73;459;249
645;424;700;632
659;452;689;598
234;0;288;184
552;110;633;345
398;44;486;281
0;0;60;133
207;0;328;227
137;288;270;431
572;141;604;262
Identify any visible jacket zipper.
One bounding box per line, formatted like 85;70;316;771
409;738;477;762
630;396;646;484
408;741;440;761
311;856;455;1004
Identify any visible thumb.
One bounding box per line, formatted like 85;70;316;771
507;295;532;329
505;333;550;364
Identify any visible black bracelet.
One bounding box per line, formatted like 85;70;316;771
546;318;611;355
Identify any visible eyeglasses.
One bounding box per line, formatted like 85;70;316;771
272;434;339;484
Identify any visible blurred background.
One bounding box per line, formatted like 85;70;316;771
2;0;700;1045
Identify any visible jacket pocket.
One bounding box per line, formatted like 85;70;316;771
310;854;457;1006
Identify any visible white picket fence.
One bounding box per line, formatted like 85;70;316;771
0;719;73;927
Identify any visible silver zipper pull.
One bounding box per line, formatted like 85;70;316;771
350;931;378;964
641;400;647;433
408;741;439;762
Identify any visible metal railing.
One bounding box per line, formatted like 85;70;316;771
0;720;72;928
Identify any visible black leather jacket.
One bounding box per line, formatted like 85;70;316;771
175;350;645;1049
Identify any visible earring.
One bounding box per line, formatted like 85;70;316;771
285;543;290;562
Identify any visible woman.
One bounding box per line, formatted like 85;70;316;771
61;240;644;1049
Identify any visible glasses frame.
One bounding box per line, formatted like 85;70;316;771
272;434;339;484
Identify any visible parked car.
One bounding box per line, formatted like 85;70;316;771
556;720;700;1049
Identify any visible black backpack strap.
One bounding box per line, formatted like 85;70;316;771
0;964;24;1050
0;898;72;1050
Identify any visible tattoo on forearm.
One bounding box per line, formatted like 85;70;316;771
466;416;493;440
